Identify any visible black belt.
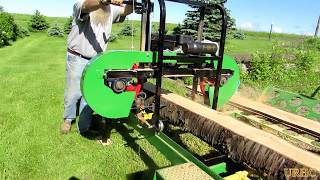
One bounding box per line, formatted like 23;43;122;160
67;48;91;60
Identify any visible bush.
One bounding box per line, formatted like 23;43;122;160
119;24;136;36
0;12;18;41
17;26;30;38
109;34;118;42
182;77;193;85
295;50;316;71
64;16;73;34
233;30;246;40
48;24;64;37
0;30;9;47
242;41;318;97
301;38;320;51
29;10;49;31
152;24;168;34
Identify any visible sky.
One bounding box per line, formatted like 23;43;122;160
0;0;319;35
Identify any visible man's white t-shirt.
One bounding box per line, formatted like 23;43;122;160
67;0;124;58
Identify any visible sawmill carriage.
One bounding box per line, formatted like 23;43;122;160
80;0;243;178
81;0;240;124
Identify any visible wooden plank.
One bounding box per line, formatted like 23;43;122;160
229;94;320;138
143;83;320;177
232;112;320;153
160;92;320;171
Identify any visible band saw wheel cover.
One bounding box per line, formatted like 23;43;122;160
81;50;240;119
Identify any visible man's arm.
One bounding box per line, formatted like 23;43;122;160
82;0;104;13
121;5;133;16
82;0;125;13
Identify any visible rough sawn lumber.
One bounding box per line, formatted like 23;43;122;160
229;95;320;138
143;83;320;178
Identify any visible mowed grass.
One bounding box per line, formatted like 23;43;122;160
226;31;307;54
0;33;171;179
12;13;68;28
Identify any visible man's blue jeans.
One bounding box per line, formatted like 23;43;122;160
63;52;92;133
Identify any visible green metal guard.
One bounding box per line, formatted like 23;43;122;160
81;51;240;119
260;87;320;122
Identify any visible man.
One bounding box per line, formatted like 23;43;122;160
60;0;133;135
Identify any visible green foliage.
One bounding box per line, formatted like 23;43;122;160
48;24;64;37
172;23;182;35
180;0;236;41
242;40;319;97
64;16;73;34
152;24;159;33
119;23;136;36
17;25;30;38
0;12;19;41
182;77;193;85
0;30;9;47
152;23;168;34
108;34;118;42
294;50;316;71
247;51;286;82
300;38;320;51
233;30;246;40
12;13;66;29
29;10;49;31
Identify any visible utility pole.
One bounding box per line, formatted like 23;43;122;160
269;22;274;40
315;16;320;37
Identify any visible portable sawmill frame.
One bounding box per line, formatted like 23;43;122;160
80;0;243;179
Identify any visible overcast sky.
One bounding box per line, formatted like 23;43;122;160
0;0;319;35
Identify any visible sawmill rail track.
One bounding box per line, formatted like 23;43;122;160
229;95;320;139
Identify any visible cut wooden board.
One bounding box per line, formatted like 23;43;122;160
229;94;320;138
143;83;320;178
161;92;320;169
231;111;320;153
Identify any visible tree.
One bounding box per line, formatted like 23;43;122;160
179;0;236;41
29;10;49;31
0;12;18;41
48;24;64;37
0;5;4;13
172;23;182;35
119;23;137;36
64;16;73;34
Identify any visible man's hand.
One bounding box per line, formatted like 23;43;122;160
82;0;133;16
108;0;133;16
110;0;123;5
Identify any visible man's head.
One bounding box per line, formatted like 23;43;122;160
91;6;109;25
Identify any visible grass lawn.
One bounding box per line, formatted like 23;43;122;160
0;33;172;179
226;31;306;54
12;13;69;28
